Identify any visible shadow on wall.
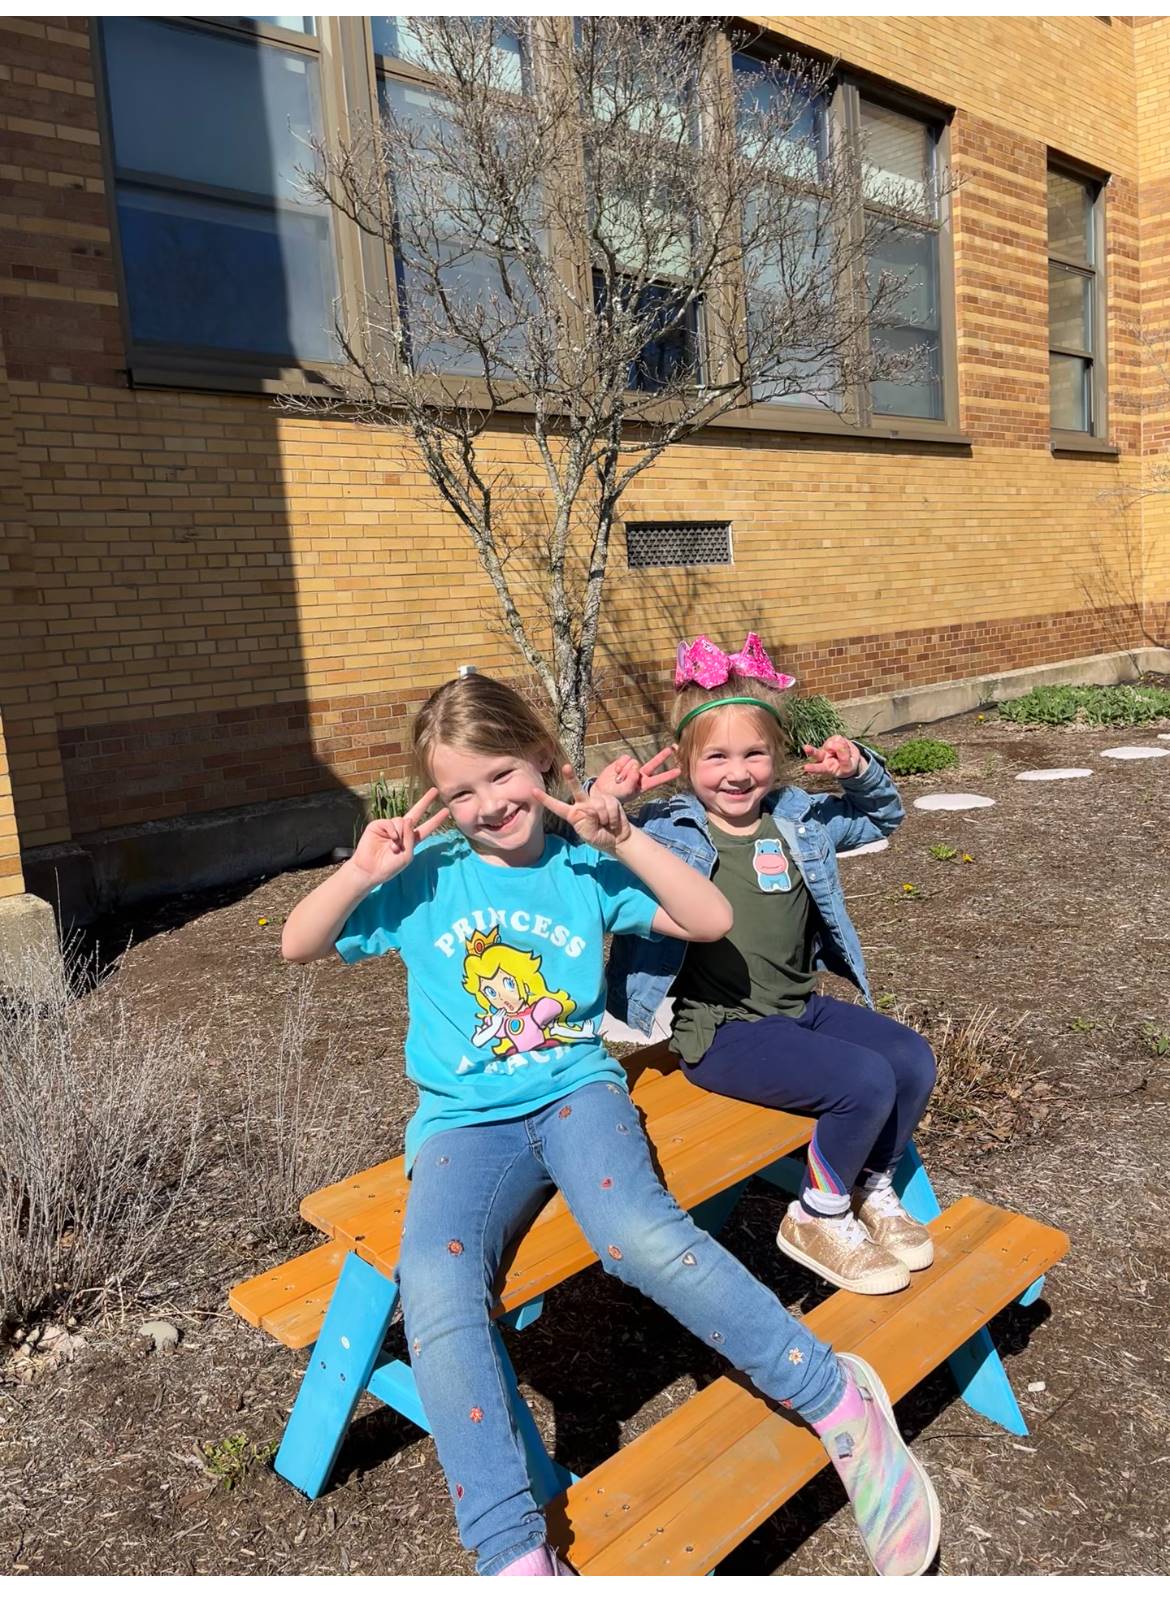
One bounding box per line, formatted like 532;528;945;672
13;17;362;930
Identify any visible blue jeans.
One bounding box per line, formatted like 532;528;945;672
397;1080;845;1574
686;994;937;1202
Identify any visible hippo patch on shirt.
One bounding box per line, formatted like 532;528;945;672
753;837;792;892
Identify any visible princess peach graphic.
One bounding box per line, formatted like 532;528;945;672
462;927;590;1056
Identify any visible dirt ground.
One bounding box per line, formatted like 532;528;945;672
2;704;1169;1576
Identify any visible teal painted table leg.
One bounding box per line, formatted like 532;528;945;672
756;1153;807;1195
1018;1274;1046;1308
893;1144;1029;1436
503;1295;545;1332
490;1323;578;1503
275;1251;399;1498
690;1179;749;1237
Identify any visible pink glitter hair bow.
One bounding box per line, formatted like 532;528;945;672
674;633;796;691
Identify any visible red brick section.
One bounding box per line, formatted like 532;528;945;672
59;602;1139;837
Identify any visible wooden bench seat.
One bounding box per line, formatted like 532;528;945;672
230;1045;816;1348
546;1196;1069;1575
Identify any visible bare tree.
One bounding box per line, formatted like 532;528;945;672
297;16;947;765
1081;326;1170;656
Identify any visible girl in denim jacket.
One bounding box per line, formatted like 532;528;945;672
597;635;937;1299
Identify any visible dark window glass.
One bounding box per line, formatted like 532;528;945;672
101;16;337;361
593;272;700;392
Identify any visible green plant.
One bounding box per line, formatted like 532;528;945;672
1069;1016;1099;1034
998;682;1170;727
886;738;959;776
874;991;897;1012
927;843;958;861
369;775;413;820
199;1432;276;1491
784;694;847;756
1141;1022;1170;1058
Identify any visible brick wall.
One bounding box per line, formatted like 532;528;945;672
0;16;1164;879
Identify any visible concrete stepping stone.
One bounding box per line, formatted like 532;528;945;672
1015;768;1094;782
1157;733;1170;742
913;793;996;812
838;838;890;858
1100;746;1170;761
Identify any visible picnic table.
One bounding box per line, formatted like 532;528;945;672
231;1043;1068;1574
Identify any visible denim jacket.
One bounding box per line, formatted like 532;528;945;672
606;747;904;1036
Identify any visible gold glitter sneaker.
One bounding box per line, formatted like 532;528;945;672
777;1201;910;1295
854;1183;934;1272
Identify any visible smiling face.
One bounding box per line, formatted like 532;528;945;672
428;740;552;866
688;706;777;832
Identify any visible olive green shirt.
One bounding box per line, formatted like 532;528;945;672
669;815;818;1064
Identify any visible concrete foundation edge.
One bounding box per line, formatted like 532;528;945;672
21;644;1170;928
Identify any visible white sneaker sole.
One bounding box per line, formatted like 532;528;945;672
837;1352;942;1577
776;1225;911;1295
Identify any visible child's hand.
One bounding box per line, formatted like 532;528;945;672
593;746;681;800
532;765;632;856
803;736;865;780
350;788;450;883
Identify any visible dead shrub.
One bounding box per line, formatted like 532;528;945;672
890;1001;1049;1147
216;968;390;1250
0;943;206;1337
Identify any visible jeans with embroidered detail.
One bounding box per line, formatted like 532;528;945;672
397;1080;844;1574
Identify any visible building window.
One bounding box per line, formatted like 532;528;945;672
734;50;951;432
1048;163;1105;438
99;16;339;370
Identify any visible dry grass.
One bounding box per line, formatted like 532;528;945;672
214;968;391;1251
0;944;206;1337
887;1000;1048;1145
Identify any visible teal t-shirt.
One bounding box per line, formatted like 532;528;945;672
336;830;660;1171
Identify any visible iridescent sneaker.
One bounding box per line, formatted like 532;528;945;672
777;1201;910;1295
818;1353;941;1577
854;1182;934;1272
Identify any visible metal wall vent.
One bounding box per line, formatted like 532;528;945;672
624;520;732;569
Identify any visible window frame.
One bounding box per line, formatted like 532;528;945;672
94;14;370;393
712;36;962;444
92;16;966;446
1047;154;1112;455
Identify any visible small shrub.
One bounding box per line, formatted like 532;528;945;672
200;1432;276;1491
889;1001;1044;1145
369;776;413;820
886;737;959;776
0;944;205;1336
217;971;390;1251
998;682;1170;727
785;694;847;756
1141;1022;1170;1059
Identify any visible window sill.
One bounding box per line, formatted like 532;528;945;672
125;363;973;451
128;363;342;398
708;405;971;448
1051;433;1121;458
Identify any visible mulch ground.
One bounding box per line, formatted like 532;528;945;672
2;705;1168;1576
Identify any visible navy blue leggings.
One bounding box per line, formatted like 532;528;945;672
685;994;937;1203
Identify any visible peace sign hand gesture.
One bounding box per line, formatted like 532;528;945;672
593;745;682;801
802;736;865;780
351;787;450;885
532;765;631;856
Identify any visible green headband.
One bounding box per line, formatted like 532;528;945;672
674;695;785;738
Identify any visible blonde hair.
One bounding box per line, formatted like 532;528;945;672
672;676;793;790
413;673;569;794
461;927;574;1056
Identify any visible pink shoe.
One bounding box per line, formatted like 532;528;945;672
495;1543;576;1576
814;1354;940;1576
